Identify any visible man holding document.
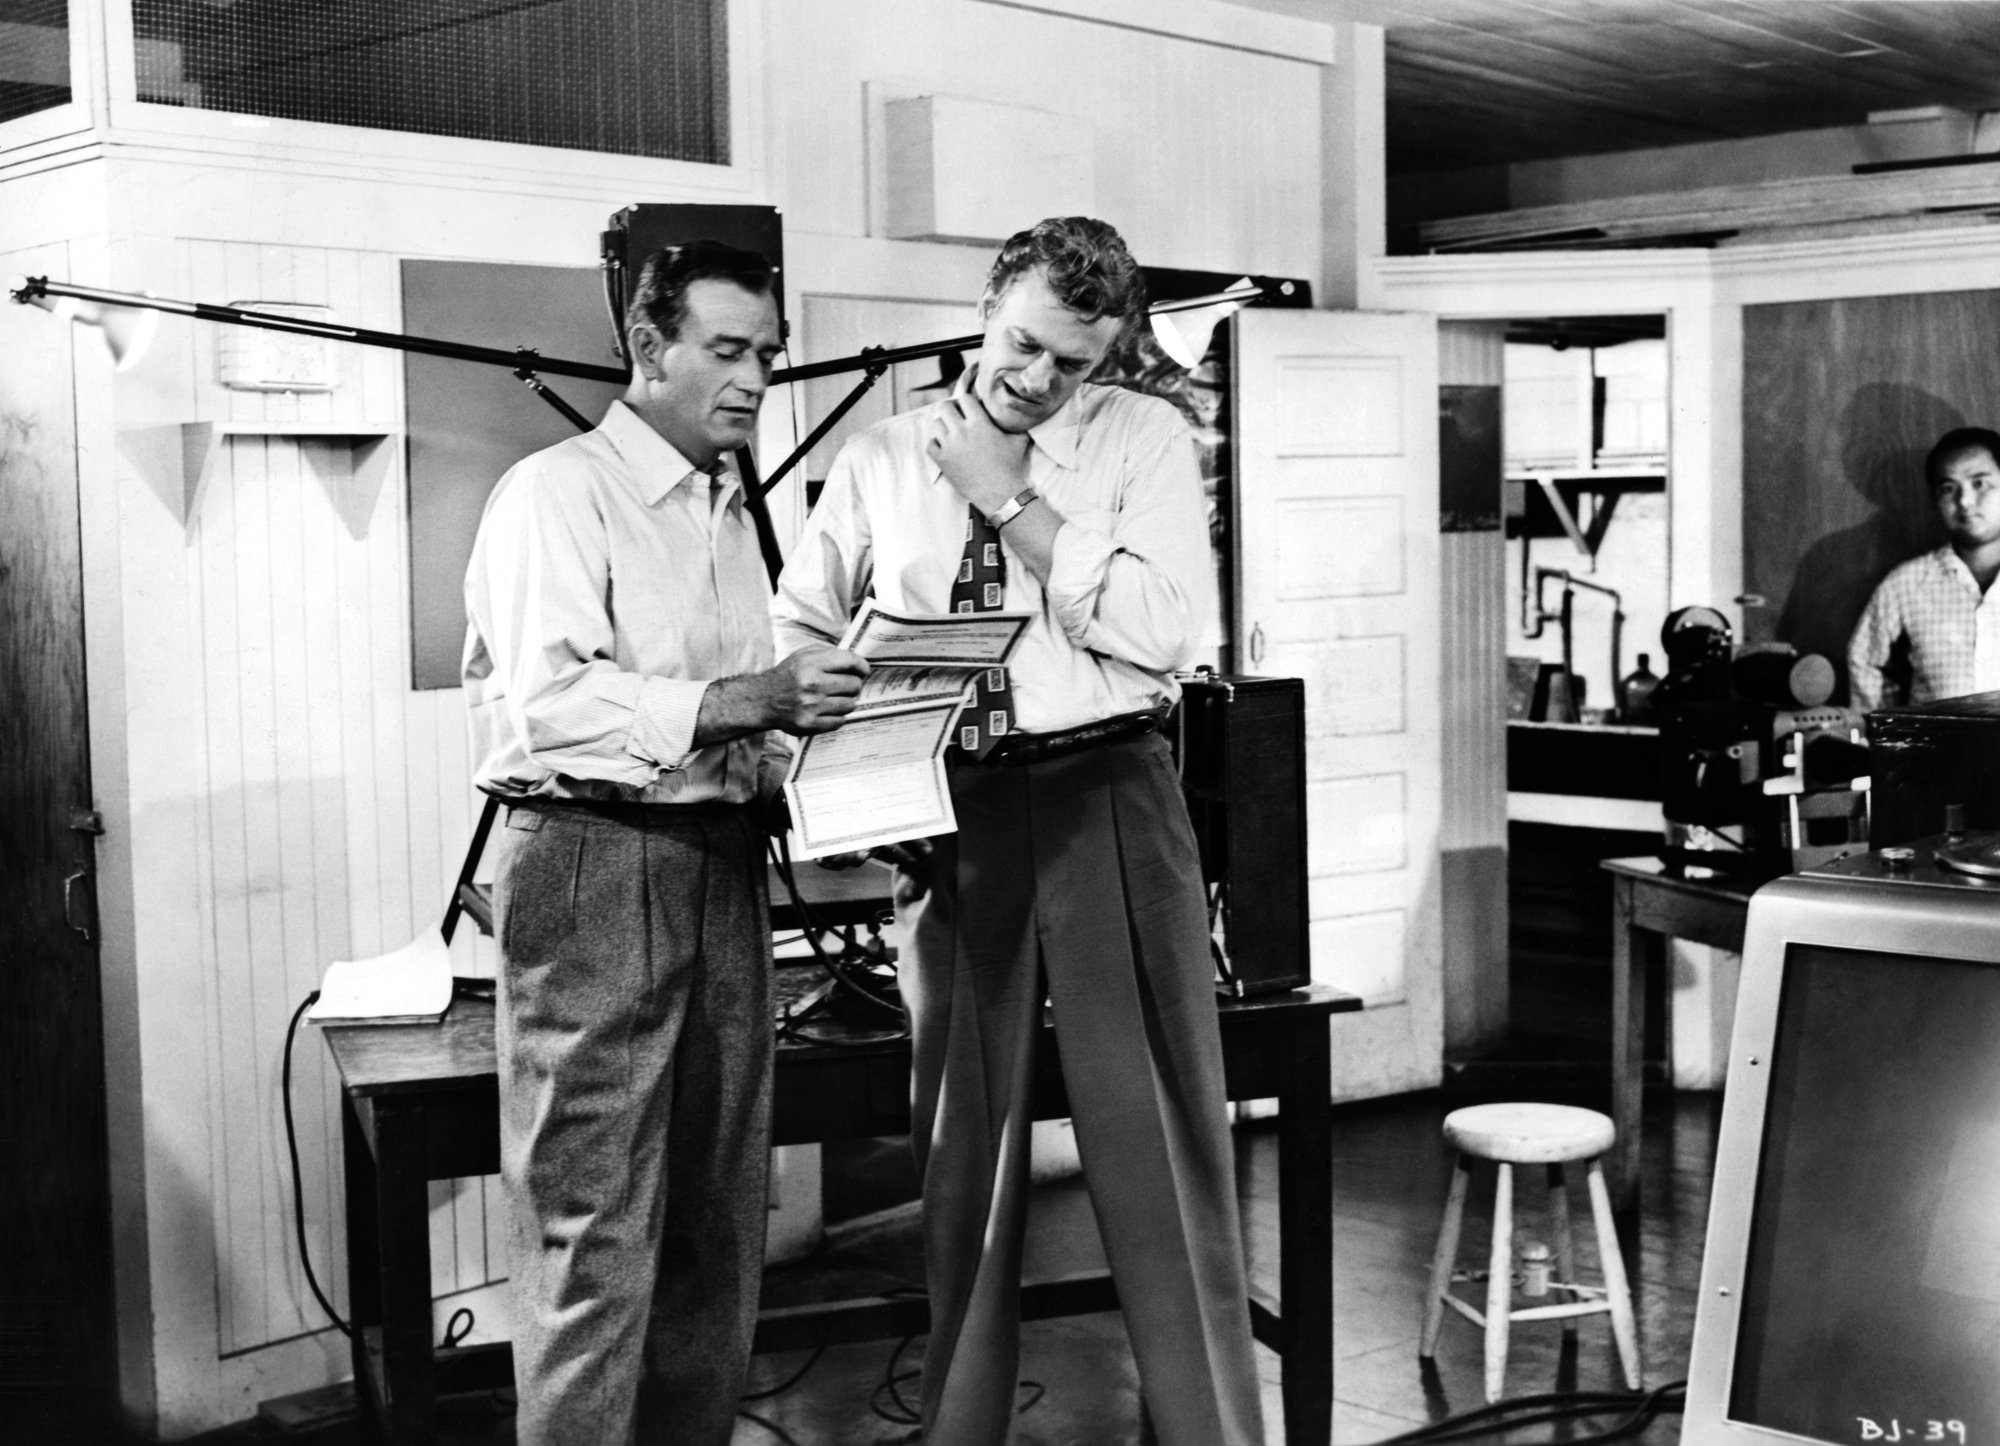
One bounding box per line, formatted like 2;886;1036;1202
772;216;1263;1446
463;241;868;1446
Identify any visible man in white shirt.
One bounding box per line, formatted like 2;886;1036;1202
1849;427;2000;710
773;217;1263;1446
462;241;867;1446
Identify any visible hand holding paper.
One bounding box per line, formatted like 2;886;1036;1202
782;602;1029;858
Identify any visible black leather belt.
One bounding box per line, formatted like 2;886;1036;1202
509;796;748;826
962;707;1170;768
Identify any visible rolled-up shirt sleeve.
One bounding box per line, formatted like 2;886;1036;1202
1044;401;1213;673
1847;581;1898;713
472;461;706;785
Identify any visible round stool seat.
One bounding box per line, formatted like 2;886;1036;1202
1443;1103;1615;1164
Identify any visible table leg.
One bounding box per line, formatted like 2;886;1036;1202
1609;878;1646;1212
341;1096;383;1422
371;1095;438;1441
1277;1013;1333;1446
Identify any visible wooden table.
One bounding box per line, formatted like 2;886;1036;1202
325;982;1357;1443
1601;857;1755;1210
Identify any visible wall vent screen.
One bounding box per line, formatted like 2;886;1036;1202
131;0;728;164
0;1;71;125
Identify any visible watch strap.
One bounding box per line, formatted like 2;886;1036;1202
987;487;1038;529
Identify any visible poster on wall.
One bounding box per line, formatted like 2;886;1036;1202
402;259;624;691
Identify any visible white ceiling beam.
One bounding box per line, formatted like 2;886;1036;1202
974;0;1335;65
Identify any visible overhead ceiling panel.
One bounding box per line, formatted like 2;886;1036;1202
1224;0;2000;174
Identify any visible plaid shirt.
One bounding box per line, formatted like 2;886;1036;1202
1848;545;2000;710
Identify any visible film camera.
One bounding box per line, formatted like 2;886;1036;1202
1653;606;1871;881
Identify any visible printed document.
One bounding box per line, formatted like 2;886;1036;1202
785;601;1030;858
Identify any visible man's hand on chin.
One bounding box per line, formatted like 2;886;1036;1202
927;392;1031;515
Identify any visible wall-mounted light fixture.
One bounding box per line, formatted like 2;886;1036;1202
13;282;160;370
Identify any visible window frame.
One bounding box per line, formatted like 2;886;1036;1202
0;0;99;159
91;0;764;199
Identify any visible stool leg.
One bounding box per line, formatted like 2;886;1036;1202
1484;1162;1514;1404
1547;1162;1578;1341
1585;1158;1643;1389
1421;1155;1472;1358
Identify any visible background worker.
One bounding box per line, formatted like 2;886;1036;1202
1850;426;2000;710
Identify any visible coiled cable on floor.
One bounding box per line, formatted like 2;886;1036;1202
1379;1379;1687;1445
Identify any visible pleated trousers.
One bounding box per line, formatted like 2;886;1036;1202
492;801;773;1446
896;731;1265;1446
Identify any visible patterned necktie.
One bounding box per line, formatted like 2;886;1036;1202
948;507;1015;759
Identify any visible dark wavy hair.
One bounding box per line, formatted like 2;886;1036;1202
980;217;1146;331
624;239;774;342
1926;426;2000;487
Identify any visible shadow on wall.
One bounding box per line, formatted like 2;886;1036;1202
1776;382;1959;691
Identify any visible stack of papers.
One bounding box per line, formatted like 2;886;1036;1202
305;930;454;1026
785;601;1030;858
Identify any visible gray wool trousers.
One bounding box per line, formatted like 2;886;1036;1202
492;800;773;1446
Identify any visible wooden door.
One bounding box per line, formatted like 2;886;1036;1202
1234;309;1443;1098
0;244;116;1432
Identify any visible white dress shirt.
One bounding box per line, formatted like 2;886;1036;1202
1848;545;2000;711
463;400;773;803
773;379;1214;734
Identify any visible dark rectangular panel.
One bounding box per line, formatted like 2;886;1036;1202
0;0;69;123
1730;943;2000;1435
402;260;625;691
0;243;115;1434
1439;383;1501;533
1177;675;1310;996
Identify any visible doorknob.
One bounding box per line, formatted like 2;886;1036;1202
64;869;94;943
1249;624;1265;665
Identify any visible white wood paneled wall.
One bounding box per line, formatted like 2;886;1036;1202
1437;320;1507;853
1440;533;1507;849
179;240;501;1355
1437;320;1509;1050
768;0;1325;283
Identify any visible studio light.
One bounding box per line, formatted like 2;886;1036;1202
1148;278;1257;369
9;277;160;371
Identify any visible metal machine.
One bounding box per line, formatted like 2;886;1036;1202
1653;606;1871;880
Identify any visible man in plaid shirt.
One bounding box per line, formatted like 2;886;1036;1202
1849;426;2000;710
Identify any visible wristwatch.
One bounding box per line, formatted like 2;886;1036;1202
987;487;1038;529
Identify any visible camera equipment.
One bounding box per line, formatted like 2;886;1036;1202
1653;606;1870;881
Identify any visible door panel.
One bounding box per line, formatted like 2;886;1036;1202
0;243;115;1430
1235;309;1442;1098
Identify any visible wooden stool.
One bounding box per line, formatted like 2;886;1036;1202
1419;1102;1641;1402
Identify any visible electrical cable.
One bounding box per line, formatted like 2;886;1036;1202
1375;1379;1686;1446
281;991;352;1340
738;1346;827;1402
734;1406;805;1445
440;1307;474;1349
868;1334;924;1426
862;1289;1044;1429
770;835;908;1027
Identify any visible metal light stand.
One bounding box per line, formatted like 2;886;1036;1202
10;273;1261;943
9;274;1257;511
